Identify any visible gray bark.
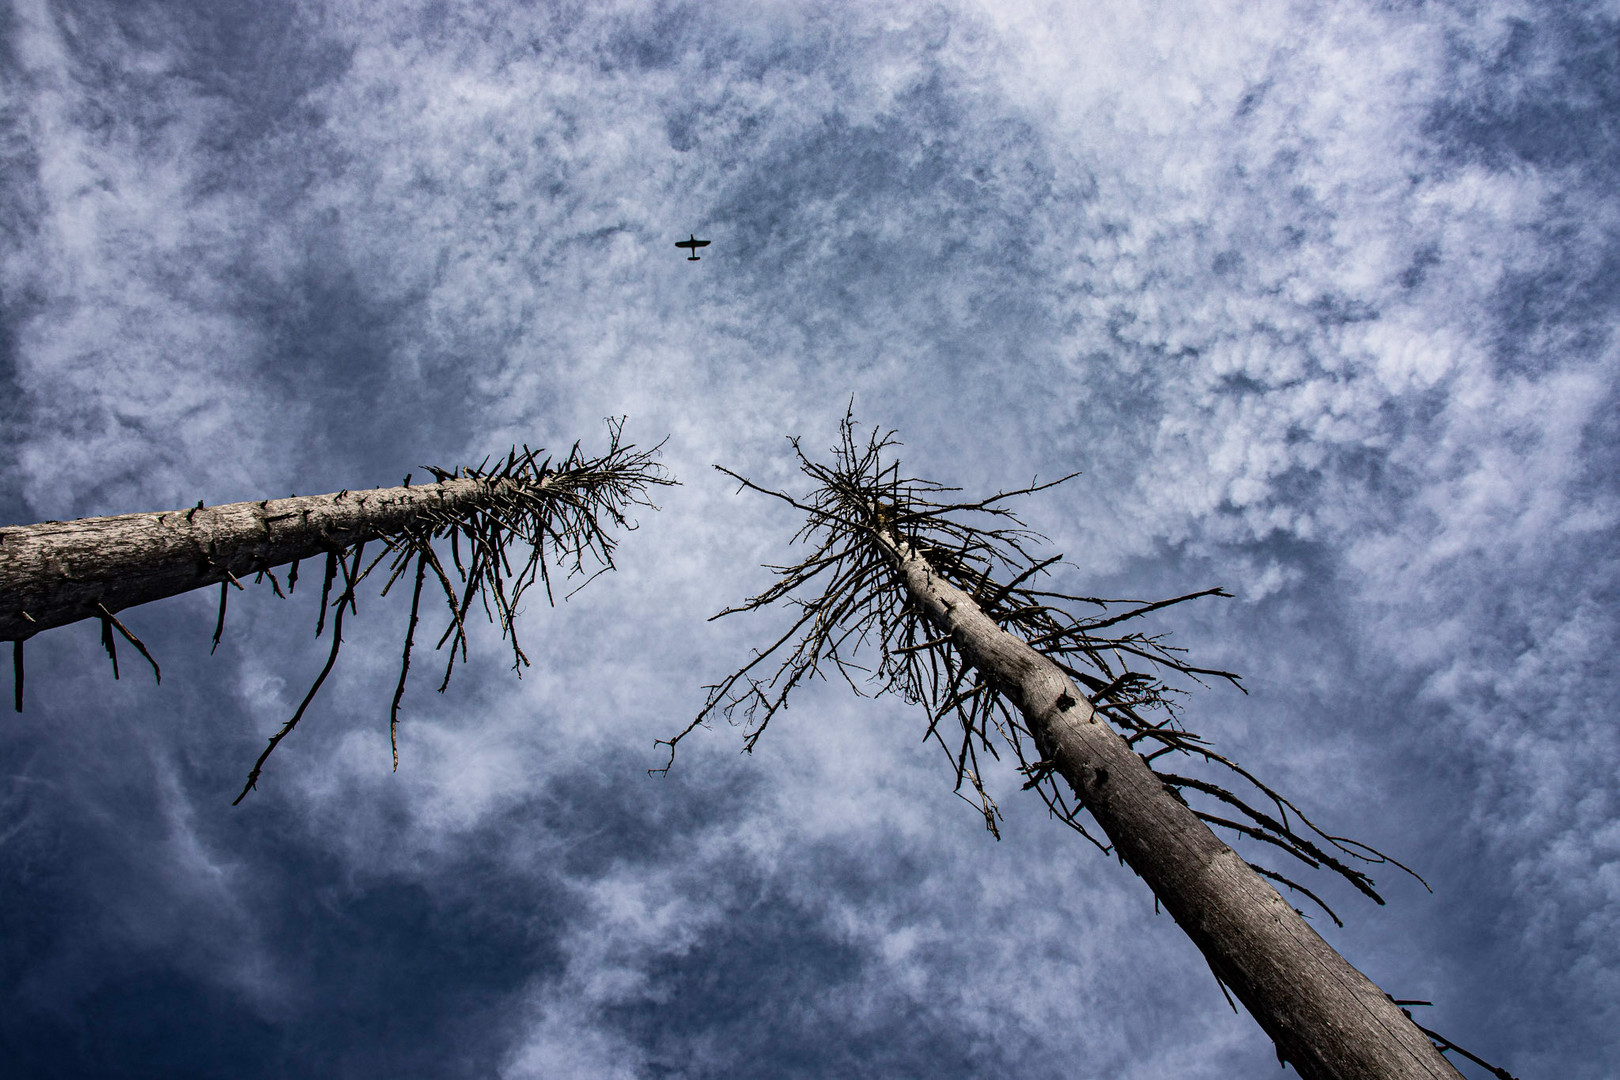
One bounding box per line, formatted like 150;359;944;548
884;532;1463;1080
0;476;528;642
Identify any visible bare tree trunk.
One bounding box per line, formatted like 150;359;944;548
882;531;1461;1080
674;417;1508;1077
1;476;515;641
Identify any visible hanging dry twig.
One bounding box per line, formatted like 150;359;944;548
662;408;1486;1080
1;419;674;801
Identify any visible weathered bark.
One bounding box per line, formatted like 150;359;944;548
0;476;527;642
883;532;1462;1080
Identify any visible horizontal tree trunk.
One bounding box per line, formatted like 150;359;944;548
0;476;532;642
884;533;1462;1080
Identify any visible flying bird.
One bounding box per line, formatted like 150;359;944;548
675;234;711;261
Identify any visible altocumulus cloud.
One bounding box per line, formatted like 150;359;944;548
1;0;1616;1077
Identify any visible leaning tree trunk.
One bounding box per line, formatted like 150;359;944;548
675;417;1505;1077
881;531;1461;1080
1;476;523;642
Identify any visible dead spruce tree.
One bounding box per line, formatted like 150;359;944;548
2;421;673;802
660;414;1513;1080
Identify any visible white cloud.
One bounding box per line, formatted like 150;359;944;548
2;0;1615;1073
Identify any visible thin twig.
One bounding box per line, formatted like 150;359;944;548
390;551;428;771
95;603;161;685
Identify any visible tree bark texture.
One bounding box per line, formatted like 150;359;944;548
0;477;530;642
883;533;1462;1080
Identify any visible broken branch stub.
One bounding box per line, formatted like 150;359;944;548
2;420;674;801
666;410;1469;1080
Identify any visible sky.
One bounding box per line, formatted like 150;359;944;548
1;0;1617;1076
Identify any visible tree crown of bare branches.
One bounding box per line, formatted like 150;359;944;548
234;418;674;802
660;410;1424;926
